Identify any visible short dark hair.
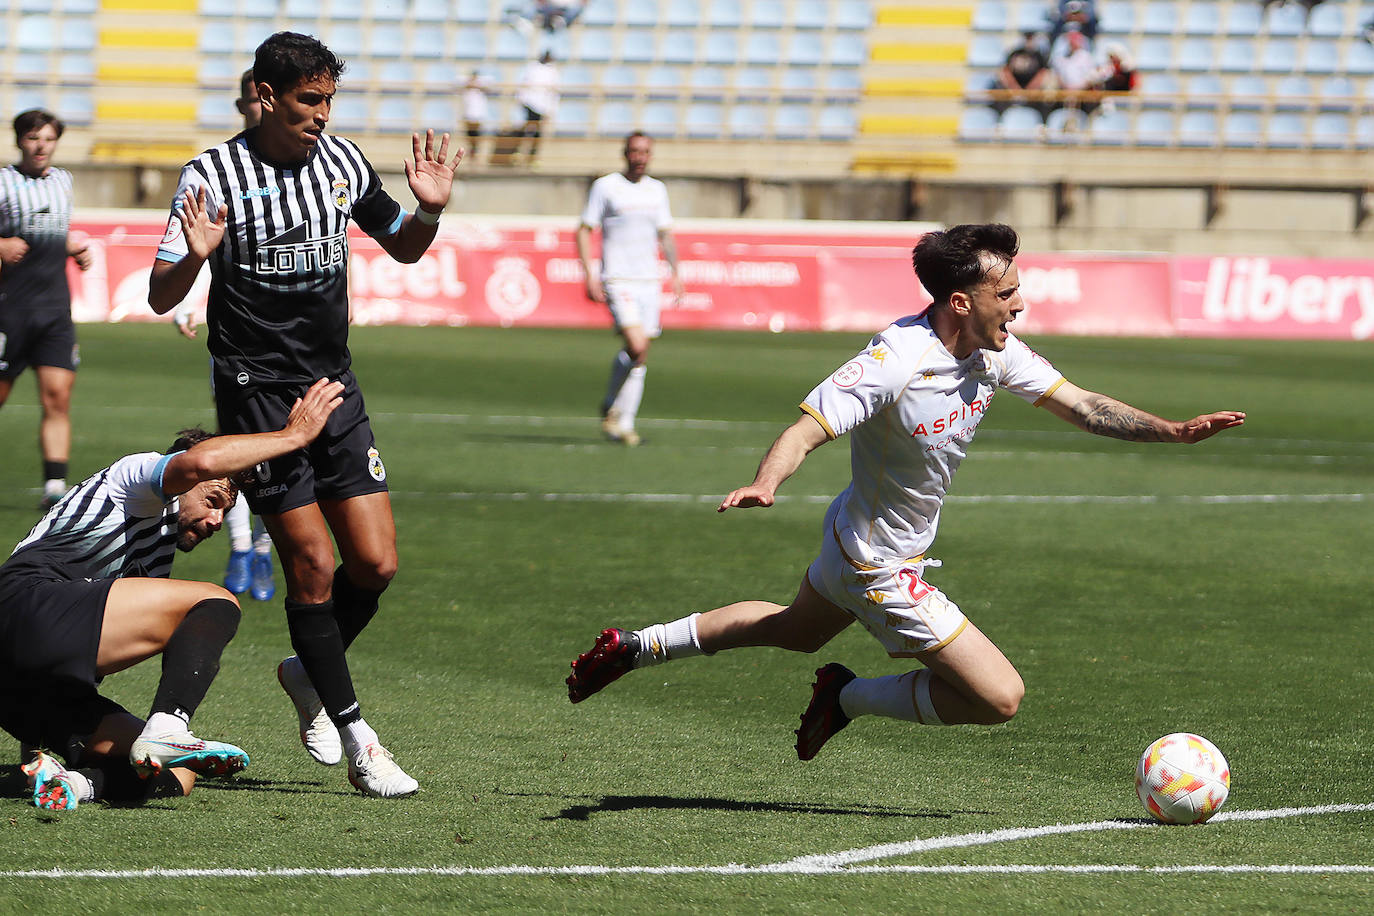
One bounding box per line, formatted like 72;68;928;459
239;68;256;99
911;223;1020;308
253;32;345;94
624;130;651;150
13;109;64;143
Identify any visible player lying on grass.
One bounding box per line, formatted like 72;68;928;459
568;223;1246;760
1;378;343;810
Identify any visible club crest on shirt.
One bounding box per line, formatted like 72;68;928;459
367;447;386;482
332;179;349;211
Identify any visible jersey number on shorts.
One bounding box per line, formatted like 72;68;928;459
896;566;933;605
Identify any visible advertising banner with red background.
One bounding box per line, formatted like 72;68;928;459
67;212;1374;341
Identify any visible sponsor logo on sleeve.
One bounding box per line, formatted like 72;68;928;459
831;360;864;388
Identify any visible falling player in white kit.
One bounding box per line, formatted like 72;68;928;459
576;131;683;446
567;223;1246;760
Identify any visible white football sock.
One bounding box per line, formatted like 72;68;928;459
251;517;272;555
340;719;381;758
632;613;704;667
226;493;252;552
142;711;191;737
839;669;947;724
612;365;647;429
43;479;66;499
67;769;95;802
602;350;634;414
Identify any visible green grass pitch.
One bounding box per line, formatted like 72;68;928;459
0;323;1370;913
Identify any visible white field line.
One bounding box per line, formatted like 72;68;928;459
4;802;1370;881
395;491;1371;506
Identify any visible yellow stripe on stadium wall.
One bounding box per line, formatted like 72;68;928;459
860;114;961;136
876;7;974;27
99;28;197;49
870;43;968;63
98;63;198;83
865;78;964;98
96;101;198;122
100;0;198;10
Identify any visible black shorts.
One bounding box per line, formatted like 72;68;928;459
215;370;389;515
0;573;126;752
0;309;79;381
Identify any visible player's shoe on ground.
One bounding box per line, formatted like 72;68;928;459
795;663;857;761
23;751;79;810
348;743;419;798
277;656;343;766
129;732;250;779
38;493;62;512
567;627;641;703
250;552;276;601
600;408;642;447
224;550;252;594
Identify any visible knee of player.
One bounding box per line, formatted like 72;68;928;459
984;676;1025;723
349;555;398;591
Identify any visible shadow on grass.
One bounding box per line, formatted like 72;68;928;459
537;793;987;822
191;775;358;797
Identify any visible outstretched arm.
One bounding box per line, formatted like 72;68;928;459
148;187;226;314
1042;380;1246;443
376;130;462;264
161;379;344;496
719;413;830;511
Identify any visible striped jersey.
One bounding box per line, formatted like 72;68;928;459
156;129;404;388
0;165;75;312
800;315;1065;566
3;452;179;581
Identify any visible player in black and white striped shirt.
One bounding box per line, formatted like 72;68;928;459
149;32;460;799
2;378;344;811
0;109;94;509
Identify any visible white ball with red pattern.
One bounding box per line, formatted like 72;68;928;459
1136;732;1231;824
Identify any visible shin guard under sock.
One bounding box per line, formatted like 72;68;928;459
285;599;362;727
331;566;384;649
150;598;240;722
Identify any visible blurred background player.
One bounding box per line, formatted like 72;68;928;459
567;224;1245;762
148;32;461;799
0;109;93;510
516;50;560;166
3;377;346;810
461;69;493;165
172;68;276;603
576;131;682;447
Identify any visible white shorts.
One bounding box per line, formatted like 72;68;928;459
806;523;968;659
604;278;662;337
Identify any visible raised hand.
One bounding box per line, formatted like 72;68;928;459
178;186;227;259
404;129;462;216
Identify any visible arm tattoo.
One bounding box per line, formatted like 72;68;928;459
1076;395;1171;442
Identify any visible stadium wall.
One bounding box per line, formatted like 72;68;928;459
73;210;1374;341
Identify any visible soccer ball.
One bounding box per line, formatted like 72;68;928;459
1135;732;1230;824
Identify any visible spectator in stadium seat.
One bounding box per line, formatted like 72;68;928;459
992;31;1053;116
517;50;560;165
462;70;494;163
1262;0;1325;23
172;68;277;606
0;108;92;511
1050;28;1102;112
1097;43;1139;97
566;223;1246;764
1048;0;1098;46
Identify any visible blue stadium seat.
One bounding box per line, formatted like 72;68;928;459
689;67;727;100
1015;2;1050;32
750;0;787;28
1178;109;1219;146
420;98;455;131
323;24;363;57
1318;76;1356;111
958;105;999;141
1183;2;1220;35
1310;112;1350;149
1140;72;1179;108
829;33;867;68
834;0;873;30
746;33;781;65
639;103;680;138
685;102;724;138
1263;2;1307;36
379;60;414;84
285;0;319;18
17;16;57;50
1185;73;1224;106
600;65;638;98
624;0;659;27
998;104;1043;140
574;28;613;62
972;1;1007;32
620;29;655;63
454;29;487;60
583;0;618;26
552;99;590;135
1136;109;1177;146
660;32;697;64
788;32;825;67
1301;41;1338;76
824;68;863;98
1221;111;1262;147
1265;112;1306;148
1261;40;1297;74
817;106;856;139
1141;2;1179;35
666;4;702;28
59;91;93;125
794;0;829;29
1089;108;1132;145
412;0;448;22
780;67;817;100
1098;2;1134;34
969;35;1007;69
1307;2;1347;37
703;32;738;65
198;95;235;130
375;95;419;133
411;27;445;59
1222;2;1261;34
1137;38;1176;72
1219;38;1256;73
1228;74;1269;109
734;67;772;100
1045;106;1088;141
775;104;814;139
596;101;636;136
645;66;682;97
1274;75;1312;111
199;56;236;82
201;27;235;54
1176;39;1214;74
370;25;405;58
62;53;97;76
372;0;405;21
560;64;594;95
708;0;743;29
1357;115;1374;149
455;0;489;23
1349;40;1374;76
729;104;768;138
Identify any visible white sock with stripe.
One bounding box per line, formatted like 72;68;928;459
612;365;647;429
839;669;946;724
632;613;704;667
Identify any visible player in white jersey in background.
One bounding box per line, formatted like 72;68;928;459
0;109;93;509
172;68;276;603
575;131;682;446
568;223;1246;760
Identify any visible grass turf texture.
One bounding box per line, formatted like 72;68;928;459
0;323;1370;913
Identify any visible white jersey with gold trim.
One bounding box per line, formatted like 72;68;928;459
800;314;1064;567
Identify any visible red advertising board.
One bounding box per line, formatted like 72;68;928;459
65;213;1374;341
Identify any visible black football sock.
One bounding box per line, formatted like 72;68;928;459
81;763;184;804
331;566;383;648
286;599;362;727
149;598;240;723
